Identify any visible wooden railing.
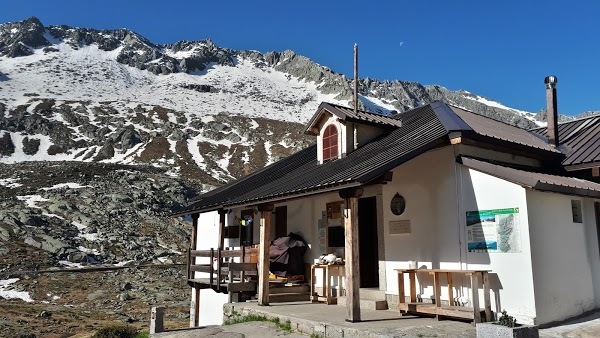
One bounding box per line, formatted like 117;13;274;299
187;246;258;293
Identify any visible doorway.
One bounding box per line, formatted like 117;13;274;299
275;206;288;240
359;196;379;288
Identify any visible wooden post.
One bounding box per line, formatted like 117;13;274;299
471;273;481;324
339;187;363;322
409;271;417;302
217;248;222;292
194;287;200;327
482;272;492;321
433;272;441;308
150;306;165;333
447;272;454;306
191;213;199;249
397;271;405;313
218;209;226;249
257;203;274;306
209;248;214;289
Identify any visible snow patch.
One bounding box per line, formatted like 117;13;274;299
58;261;85;268
0;178;22;188
77;246;101;255
78;232;99;242
41;182;89;190
16;195;49;209
0;278;34;303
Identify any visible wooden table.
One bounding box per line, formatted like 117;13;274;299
396;268;492;323
310;264;344;304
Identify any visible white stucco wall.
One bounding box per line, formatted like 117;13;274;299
527;192;600;324
584;200;600;307
191;211;229;326
381;146;538;324
383;146;461;298
461;168;536;324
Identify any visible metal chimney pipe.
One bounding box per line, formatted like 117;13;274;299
544;75;559;147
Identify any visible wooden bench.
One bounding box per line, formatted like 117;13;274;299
396;268;492;323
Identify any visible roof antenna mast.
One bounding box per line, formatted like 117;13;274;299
354;43;359;115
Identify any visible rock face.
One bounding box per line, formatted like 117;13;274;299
0;162;197;265
0;17;49;57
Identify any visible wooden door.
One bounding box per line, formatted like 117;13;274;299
358;196;379;288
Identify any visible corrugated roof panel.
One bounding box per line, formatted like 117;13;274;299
530;116;600;167
450;106;560;153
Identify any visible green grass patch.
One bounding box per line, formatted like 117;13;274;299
225;313;293;333
92;325;138;338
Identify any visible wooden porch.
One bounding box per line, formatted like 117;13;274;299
187;246;258;295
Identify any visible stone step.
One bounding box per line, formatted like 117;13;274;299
336;296;388;310
269;292;311;303
269;284;310;294
358;288;387;301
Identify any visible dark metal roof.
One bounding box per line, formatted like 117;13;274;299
305;102;403;135
175;103;448;215
175;101;586;216
460;157;600;198
530;115;600;168
450;106;562;154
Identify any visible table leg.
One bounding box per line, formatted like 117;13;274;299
398;272;405;313
326;266;331;304
433;272;441;308
409;271;417;303
447;272;454;306
471;273;481;324
310;266;316;302
337;266;343;298
482;272;492;322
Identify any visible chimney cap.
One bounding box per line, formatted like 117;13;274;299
544;75;558;88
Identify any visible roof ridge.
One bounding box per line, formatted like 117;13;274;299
430;101;473;133
322;101;395;117
446;103;530;130
529;113;600;131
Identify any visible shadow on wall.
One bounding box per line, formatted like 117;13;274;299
462;168;504;315
489;273;504;315
0;71;8;81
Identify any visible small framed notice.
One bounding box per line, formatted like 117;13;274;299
389;220;411;235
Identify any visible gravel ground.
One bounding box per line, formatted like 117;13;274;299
152;321;308;338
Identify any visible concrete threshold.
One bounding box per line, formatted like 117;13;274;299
224;301;476;338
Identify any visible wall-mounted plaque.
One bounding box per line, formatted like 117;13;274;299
389;220;411;235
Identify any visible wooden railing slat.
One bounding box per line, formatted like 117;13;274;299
228;263;258;272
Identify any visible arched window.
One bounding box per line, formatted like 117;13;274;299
322;124;338;161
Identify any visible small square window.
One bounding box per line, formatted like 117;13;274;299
571;200;583;223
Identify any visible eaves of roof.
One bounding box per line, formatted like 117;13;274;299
460;156;600;198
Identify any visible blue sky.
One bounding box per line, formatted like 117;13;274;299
2;1;599;115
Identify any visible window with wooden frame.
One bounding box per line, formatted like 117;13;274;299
322;124;338;161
